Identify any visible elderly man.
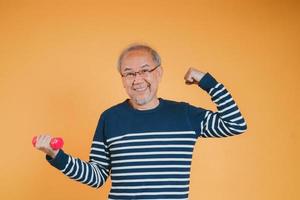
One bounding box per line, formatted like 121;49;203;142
35;44;247;200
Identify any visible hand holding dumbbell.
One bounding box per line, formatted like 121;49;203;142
32;135;64;159
32;136;64;150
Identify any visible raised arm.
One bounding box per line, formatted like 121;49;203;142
184;68;247;138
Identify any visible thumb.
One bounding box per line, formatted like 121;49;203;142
185;76;194;85
184;72;193;82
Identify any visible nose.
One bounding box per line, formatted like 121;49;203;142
132;72;145;84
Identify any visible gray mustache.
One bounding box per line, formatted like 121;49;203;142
132;80;151;89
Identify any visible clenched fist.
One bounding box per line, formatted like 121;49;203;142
34;135;59;159
184;67;206;85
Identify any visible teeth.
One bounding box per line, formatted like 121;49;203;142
134;87;148;91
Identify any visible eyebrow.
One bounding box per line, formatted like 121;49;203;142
123;64;150;72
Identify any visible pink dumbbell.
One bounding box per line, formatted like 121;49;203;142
32;136;64;150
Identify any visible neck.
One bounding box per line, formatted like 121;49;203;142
129;97;160;110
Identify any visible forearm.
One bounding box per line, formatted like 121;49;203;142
46;149;110;188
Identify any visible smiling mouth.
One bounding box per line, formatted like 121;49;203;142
133;81;151;92
133;86;148;92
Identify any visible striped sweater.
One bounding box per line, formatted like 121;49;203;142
46;72;247;199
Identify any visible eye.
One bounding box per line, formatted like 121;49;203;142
141;69;150;74
125;72;135;78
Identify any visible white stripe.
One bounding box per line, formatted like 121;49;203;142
65;157;76;176
213;92;229;103
86;164;94;186
200;111;211;136
101;168;109;178
209;83;222;95
205;110;209;118
82;162;89;183
108;131;195;143
112;178;190;183
215;115;229;137
223;120;246;126
112;165;190;170
99;169;105;187
109;191;189;196
109;199;188;200
112;171;190;177
222;109;239;118
90;153;109;160
112;185;189;189
109;198;188;200
208;114;223;137
92;141;106;146
109;138;196;147
212;86;225;97
110;144;194;151
228;127;246;132
219;103;237;113
61;156;71;173
200;119;204;136
90;159;110;166
90;147;109;154
92;163;105;186
74;161;85;180
219;120;234;136
231;115;243;122
218;97;233;107
90;163;99;187
112;158;191;164
203;114;214;137
216;119;227;136
112;151;192;157
70;159;80;178
90;163;101;188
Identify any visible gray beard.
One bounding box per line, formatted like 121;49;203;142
135;94;153;105
133;82;152;105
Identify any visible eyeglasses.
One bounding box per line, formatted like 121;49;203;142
121;64;160;79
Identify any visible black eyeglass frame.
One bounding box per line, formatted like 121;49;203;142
120;64;161;79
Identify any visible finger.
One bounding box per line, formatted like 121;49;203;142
183;68;191;80
185;80;193;85
184;72;192;81
41;135;51;148
183;72;188;81
39;135;47;145
185;73;194;83
36;135;50;149
35;135;43;148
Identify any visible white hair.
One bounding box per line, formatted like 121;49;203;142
117;43;161;72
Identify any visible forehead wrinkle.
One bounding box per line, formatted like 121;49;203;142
140;64;150;68
123;63;150;72
123;67;132;72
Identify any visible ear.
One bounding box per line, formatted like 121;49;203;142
121;77;126;88
157;66;163;82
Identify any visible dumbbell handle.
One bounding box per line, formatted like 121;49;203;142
32;136;64;150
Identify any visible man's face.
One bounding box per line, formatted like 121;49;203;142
120;49;163;106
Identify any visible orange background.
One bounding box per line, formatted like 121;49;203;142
0;0;299;199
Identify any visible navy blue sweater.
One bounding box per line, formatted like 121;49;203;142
46;72;247;199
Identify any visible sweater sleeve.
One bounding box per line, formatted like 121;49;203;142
187;72;247;138
45;113;111;188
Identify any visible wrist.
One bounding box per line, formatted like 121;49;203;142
197;72;206;82
48;149;59;159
